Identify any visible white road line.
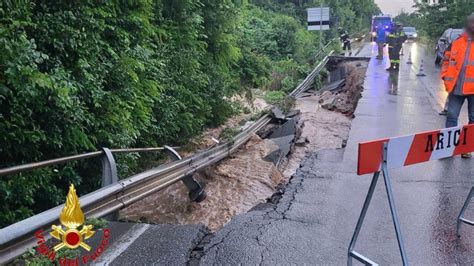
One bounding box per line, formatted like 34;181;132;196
92;224;150;265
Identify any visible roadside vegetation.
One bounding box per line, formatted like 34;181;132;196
0;0;379;227
395;1;474;41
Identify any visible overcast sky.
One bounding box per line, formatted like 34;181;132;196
375;0;415;16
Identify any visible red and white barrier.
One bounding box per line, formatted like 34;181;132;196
358;124;474;175
350;124;474;265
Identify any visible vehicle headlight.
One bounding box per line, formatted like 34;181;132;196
372;32;376;37
413;33;418;38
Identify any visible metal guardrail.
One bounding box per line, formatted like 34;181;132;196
291;53;333;98
0;147;179;177
0;52;334;264
312;30;367;62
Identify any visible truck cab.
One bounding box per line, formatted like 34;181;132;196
371;15;392;42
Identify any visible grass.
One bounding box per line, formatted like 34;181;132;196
219;127;241;144
264;91;295;114
12;248;80;266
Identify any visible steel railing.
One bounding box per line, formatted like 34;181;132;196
0;147;179;177
312;30;367;62
0;52;334;264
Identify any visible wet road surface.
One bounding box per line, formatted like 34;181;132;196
198;42;474;265
93;42;474;265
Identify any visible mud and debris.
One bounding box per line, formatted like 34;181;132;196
180;92;269;156
120;58;369;232
280;59;368;178
120;135;284;232
318;61;367;116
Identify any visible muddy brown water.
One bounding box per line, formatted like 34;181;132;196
120;60;369;231
120;135;283;231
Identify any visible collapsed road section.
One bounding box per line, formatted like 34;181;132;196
25;55;371;266
119;56;370;232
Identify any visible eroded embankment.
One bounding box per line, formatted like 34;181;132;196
120;59;369;231
281;60;368;178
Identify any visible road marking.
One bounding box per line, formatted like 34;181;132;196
92;224;150;265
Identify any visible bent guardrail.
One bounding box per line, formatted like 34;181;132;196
0;52;334;264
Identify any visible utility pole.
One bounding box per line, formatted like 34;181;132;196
307;1;329;51
320;0;323;51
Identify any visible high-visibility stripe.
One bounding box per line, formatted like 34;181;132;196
453;125;474;155
357;139;388;175
357;125;474;175
468;61;474;66
387;135;415;169
404;130;438;166
449;61;457;66
445;77;455;81
429;128;457;160
465;77;474;83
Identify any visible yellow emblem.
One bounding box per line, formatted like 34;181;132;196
50;184;95;251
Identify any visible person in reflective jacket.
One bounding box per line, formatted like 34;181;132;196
386;23;407;71
441;13;474;158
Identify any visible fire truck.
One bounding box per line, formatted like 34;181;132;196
371;14;392;42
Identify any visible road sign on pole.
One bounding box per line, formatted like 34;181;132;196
307;7;330;31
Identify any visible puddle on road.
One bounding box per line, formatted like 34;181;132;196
120;59;369;231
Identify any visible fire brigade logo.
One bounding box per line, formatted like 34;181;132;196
50;184;95;251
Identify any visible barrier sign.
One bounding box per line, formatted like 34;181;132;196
307;7;330;31
357;124;474;175
349;124;474;266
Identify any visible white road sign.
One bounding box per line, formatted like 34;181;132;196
307;7;330;31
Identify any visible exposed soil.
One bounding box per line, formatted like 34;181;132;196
319;61;367;116
280;60;368;178
280;102;352;178
180;92;269;157
120;59;369;231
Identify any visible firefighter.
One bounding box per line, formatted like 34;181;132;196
338;27;352;56
441;13;474;158
386;23;407;71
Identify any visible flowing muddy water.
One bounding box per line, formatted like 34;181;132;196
120;135;283;231
120;59;369;231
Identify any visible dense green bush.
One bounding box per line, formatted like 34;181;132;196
0;0;243;227
0;0;379;227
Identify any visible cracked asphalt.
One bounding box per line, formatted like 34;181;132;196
198;43;474;265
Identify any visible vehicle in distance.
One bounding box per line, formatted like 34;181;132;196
371;15;392;42
403;27;417;40
435;28;464;65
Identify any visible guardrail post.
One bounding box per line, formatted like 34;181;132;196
164;145;206;202
101;147;118;186
101;147;118;220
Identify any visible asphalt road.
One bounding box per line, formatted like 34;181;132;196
93;42;474;265
198;42;474;265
